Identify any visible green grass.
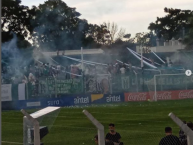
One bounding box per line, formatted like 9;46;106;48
2;99;193;145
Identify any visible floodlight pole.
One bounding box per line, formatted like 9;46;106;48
83;110;105;145
169;112;193;145
21;109;40;145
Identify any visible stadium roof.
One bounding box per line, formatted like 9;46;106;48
42;49;104;56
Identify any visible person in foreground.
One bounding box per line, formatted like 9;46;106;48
179;122;193;145
106;123;123;145
159;127;181;145
94;135;114;145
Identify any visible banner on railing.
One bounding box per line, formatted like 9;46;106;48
2;89;193;110
1;84;12;101
150;90;193;100
14;93;125;109
18;83;26;100
85;74;110;94
112;74;193;92
124;89;193;102
91;93;124;104
124;92;149;102
37;77;83;95
112;74;153;92
16;94;91;109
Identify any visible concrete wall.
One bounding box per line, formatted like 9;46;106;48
136;38;185;53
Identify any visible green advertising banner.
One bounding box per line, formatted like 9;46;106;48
112;74;193;93
38;77;83;95
27;74;193;97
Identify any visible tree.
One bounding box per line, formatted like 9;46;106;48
88;24;109;45
148;8;193;40
31;0;82;50
103;22;130;44
132;32;157;53
134;32;150;47
2;0;35;47
183;17;193;49
31;0;109;50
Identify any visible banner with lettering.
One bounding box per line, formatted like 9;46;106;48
147;75;193;92
124;89;193;102
37;77;83;96
150;90;193;100
112;74;153;92
124;92;150;102
91;93;124;104
16;94;91;109
113;74;193;93
1;84;12;101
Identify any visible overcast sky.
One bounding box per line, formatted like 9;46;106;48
22;0;193;37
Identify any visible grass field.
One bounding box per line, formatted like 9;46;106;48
2;99;193;145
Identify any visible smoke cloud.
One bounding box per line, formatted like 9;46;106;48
2;34;33;69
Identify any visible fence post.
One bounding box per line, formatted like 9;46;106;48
26;83;29;100
110;74;112;94
82;73;84;94
154;75;157;101
83;110;105;145
169;112;193;145
133;70;138;92
54;77;57;98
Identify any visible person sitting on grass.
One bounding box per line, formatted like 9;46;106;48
159;127;181;145
106;123;123;145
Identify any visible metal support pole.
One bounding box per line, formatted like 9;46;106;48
83;110;105;145
169;112;193;145
21;109;40;145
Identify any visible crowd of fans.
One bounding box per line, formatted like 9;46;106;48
1;62;82;85
85;61;134;76
1;60;136;85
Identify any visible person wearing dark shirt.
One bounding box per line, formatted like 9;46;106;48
94;135;114;145
179;122;193;145
159;127;181;145
106;123;122;145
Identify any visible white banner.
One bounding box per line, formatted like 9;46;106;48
96;74;110;94
1;84;12;101
18;83;26;100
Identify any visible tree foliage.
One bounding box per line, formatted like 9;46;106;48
183;17;193;49
1;0;128;50
148;8;193;40
31;0;109;50
2;0;34;47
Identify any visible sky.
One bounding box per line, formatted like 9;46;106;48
21;0;193;37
